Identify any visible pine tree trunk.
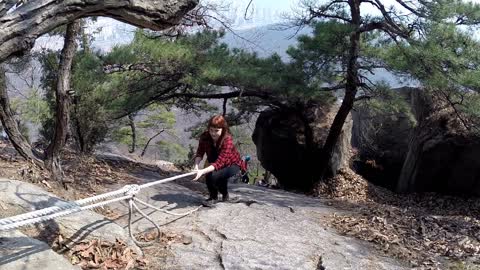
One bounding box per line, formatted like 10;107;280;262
319;0;361;180
0;0;196;169
0;66;44;168
71;96;86;153
45;21;80;183
128;114;137;153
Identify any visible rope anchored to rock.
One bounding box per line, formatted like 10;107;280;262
0;171;201;245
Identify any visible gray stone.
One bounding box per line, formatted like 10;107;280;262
252;102;352;191
352;87;480;195
0;174;410;269
397;89;480;195
0;230;79;270
108;180;409;270
0;179;141;255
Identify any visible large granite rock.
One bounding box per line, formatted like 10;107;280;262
0;230;79;270
397;90;480;195
352;87;480;195
106;180;409;270
252;102;352;191
0;179;141;254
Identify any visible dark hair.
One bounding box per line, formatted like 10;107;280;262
207;115;229;147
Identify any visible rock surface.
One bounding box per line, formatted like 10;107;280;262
0;172;410;270
0;179;141;254
107;176;409;270
352;87;480;196
0;230;79;270
397;90;480;195
252;102;352;191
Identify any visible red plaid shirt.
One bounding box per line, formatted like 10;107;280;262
195;132;246;172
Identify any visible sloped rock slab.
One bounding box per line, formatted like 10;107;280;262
0;179;141;255
108;181;409;270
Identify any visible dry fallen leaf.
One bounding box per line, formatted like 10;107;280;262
319;168;480;268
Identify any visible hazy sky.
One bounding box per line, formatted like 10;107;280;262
34;0;480;51
221;0;480;32
228;0;480;16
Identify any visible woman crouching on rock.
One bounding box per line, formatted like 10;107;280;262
192;115;246;206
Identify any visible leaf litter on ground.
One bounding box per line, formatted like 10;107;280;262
316;168;480;269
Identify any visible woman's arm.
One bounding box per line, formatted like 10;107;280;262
194;135;207;170
193;165;215;181
194;156;202;170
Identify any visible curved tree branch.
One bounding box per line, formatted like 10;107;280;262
0;0;198;62
0;65;44;167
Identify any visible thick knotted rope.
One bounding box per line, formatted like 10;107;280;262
0;171;202;245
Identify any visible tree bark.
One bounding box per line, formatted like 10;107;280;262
319;0;362;179
0;0;196;167
71;95;86;153
222;98;227;116
128;114;137;154
0;0;198;62
0;66;44;167
45;21;80;183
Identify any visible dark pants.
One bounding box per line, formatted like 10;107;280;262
206;165;240;199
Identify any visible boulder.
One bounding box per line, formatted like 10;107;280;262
0;179;141;254
152;182;409;270
252;101;352;191
352;86;480;195
397;90;480;195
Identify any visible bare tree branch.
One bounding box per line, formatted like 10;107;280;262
141;130;164;157
394;0;426;17
245;0;254;19
354;95;372;101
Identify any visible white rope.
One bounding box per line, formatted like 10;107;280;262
128;198;162;246
0;186;132;225
0;195;132;231
134;197;202;216
0;172;198;229
139;171;196;189
126;197;202;246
